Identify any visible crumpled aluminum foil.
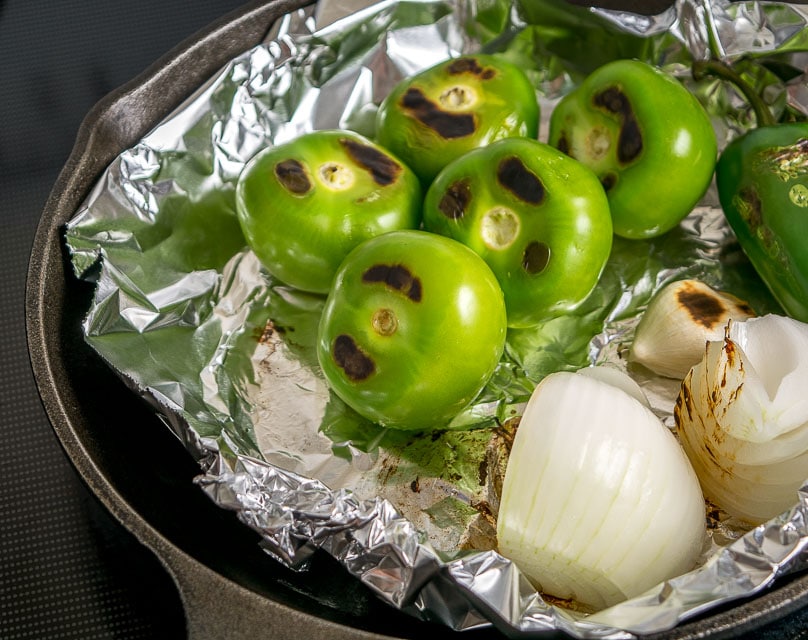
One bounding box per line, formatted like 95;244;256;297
64;0;808;637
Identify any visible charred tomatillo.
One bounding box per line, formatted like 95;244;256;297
317;230;507;431
423;137;613;328
548;59;717;239
375;54;539;185
236;129;421;294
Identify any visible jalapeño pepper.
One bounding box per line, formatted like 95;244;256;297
716;123;808;321
698;59;808;322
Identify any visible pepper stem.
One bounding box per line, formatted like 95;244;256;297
691;59;776;128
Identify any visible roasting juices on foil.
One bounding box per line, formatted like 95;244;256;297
63;0;808;636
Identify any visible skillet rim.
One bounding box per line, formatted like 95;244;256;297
23;1;808;638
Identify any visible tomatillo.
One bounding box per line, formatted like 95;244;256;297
422;137;613;328
716;123;808;322
236;129;422;294
317;230;507;431
375;54;539;185
548;59;717;239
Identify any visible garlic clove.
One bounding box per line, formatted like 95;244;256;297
629;279;755;380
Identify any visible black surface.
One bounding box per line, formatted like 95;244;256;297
6;1;808;639
2;2;247;638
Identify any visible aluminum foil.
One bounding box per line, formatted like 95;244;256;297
64;0;808;637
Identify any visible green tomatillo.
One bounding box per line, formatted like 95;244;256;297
317;230;507;432
236;129;422;294
422;137;613;328
375;53;539;185
548;59;717;239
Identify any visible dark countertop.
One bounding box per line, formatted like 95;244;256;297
3;1;808;638
2;2;245;638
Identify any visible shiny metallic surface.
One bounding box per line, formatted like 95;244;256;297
26;1;808;638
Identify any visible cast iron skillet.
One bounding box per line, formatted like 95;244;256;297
24;0;808;638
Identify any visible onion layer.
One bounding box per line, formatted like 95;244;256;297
497;368;706;611
675;314;808;524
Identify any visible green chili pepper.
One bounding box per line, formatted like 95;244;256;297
715;124;808;320
548;59;717;239
699;60;808;321
375;53;539;185
236;129;422;294
317;230;507;431
422;137;613;328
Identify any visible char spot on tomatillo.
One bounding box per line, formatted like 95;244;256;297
592;86;643;164
556;133;570;156
522;241;551;275
333;334;375;381
275;159;312;195
600;172;617;192
401;87;477;139
593;86;630;116
497;156;545;205
438;178;472;219
618;117;643;164
446;57;496;80
482;207;520;250
339;137;401;186
362;264;423;302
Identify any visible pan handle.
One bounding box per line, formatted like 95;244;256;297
155;539;379;640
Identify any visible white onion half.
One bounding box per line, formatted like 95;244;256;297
675;314;808;525
497;368;706;611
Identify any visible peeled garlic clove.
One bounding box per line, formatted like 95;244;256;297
497;369;706;612
629;279;755;380
675;314;808;525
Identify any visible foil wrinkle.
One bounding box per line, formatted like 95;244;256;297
64;0;808;637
